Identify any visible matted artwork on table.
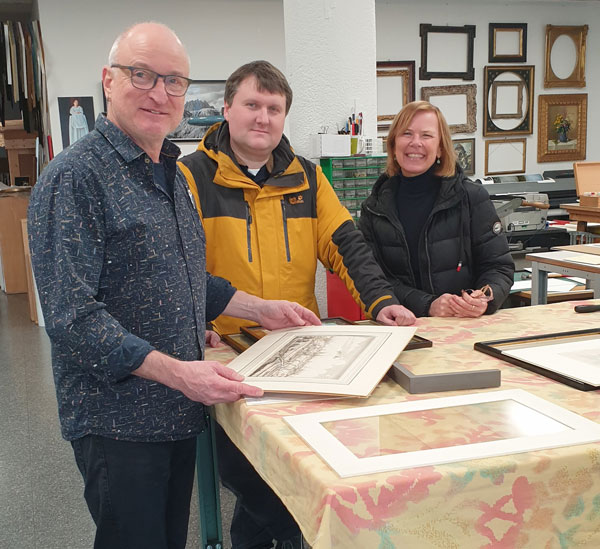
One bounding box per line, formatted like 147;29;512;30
475;328;600;391
226;325;416;397
284;389;600;477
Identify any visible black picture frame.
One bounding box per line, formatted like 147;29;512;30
483;65;534;137
419;24;476;80
489;23;527;63
57;96;96;150
167;80;225;141
474;328;600;391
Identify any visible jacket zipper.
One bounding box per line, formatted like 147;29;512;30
280;199;291;262
245;202;253;262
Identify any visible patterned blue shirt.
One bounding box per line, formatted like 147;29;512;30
28;114;236;442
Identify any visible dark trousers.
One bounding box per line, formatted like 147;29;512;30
216;423;300;549
71;435;197;549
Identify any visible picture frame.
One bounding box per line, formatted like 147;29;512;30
537;93;587;163
452;138;475;176
489;23;527;63
544;25;588;88
57;96;96;150
376;61;416;134
167;80;225;141
474;328;600;391
483;65;534;137
420;85;477;134
226;325;416;397
284;389;600;478
419;24;476;81
485;138;526;175
222;333;255;354
240;325;270;341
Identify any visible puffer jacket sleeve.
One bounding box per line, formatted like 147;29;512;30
314;166;401;318
466;182;515;313
358;202;435;317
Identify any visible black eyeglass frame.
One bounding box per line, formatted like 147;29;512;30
110;64;193;96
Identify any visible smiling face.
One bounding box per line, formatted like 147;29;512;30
102;23;189;160
394;110;442;178
223;76;287;168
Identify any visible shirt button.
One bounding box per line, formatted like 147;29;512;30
145;158;151;164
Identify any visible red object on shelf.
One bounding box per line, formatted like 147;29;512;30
326;271;366;321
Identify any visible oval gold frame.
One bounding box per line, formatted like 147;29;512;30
544;25;588;88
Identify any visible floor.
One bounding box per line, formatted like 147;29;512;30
0;292;234;549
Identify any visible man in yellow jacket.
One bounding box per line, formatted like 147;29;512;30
179;60;415;549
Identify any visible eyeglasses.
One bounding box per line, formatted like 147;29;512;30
111;64;192;97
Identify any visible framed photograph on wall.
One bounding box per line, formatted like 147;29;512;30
537;93;587;163
167;80;225;141
57;96;96;150
453;138;475;176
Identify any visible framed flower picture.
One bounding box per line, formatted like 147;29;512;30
537;94;587;163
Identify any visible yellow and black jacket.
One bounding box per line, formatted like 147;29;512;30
178;122;400;334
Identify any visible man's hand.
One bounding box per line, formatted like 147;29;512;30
223;290;320;330
133;350;263;405
376;304;416;326
429;292;489;318
205;330;222;348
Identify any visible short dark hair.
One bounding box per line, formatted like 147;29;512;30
224;60;293;114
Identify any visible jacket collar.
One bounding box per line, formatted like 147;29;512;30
94;114;181;163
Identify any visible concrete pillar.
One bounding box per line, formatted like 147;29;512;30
282;0;377;316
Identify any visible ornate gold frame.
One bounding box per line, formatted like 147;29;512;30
420;84;477;134
544;25;588;88
537;93;587;163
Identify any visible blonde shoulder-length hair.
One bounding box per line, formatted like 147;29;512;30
385;101;456;178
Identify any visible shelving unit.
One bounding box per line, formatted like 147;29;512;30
320;155;387;221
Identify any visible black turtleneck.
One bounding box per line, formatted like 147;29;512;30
394;165;440;288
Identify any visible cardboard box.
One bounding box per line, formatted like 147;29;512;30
574;161;600;208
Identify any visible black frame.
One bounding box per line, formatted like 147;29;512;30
419;24;476;80
483;65;534;136
474;328;600;391
489;23;528;63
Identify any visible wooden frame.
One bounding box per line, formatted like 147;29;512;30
537;93;587;163
484;138;526;175
544;25;588;88
475;328;600;391
226;325;416;397
284;389;600;478
420;84;476;134
491;81;523;119
376;61;415;133
452;138;475;176
419;24;476;80
484;66;534;137
489;23;527;63
222;333;255;354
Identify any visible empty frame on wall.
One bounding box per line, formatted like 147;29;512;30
421;84;477;134
489;23;527;63
419;24;476;80
544;25;588;88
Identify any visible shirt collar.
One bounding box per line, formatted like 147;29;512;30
94;113;181;163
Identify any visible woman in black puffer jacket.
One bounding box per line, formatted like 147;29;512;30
359;101;514;317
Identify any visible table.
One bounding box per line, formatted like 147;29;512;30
208;301;600;548
560;202;600;233
526;250;600;304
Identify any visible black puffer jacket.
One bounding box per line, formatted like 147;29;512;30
359;166;514;317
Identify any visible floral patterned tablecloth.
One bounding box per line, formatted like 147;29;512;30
209;301;600;548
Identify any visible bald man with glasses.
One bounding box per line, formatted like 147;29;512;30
28;22;319;549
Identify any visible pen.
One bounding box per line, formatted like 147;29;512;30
574;304;600;313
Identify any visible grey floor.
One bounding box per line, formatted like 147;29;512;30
0;292;234;549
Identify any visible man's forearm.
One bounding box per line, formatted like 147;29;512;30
221;290;263;323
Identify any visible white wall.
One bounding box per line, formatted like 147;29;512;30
37;0;285;157
376;0;600;178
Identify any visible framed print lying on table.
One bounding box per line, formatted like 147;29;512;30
475;328;600;391
537;93;587;163
226;325;416;396
284;389;600;478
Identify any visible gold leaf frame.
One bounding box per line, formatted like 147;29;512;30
537;93;587;163
544;25;588;88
